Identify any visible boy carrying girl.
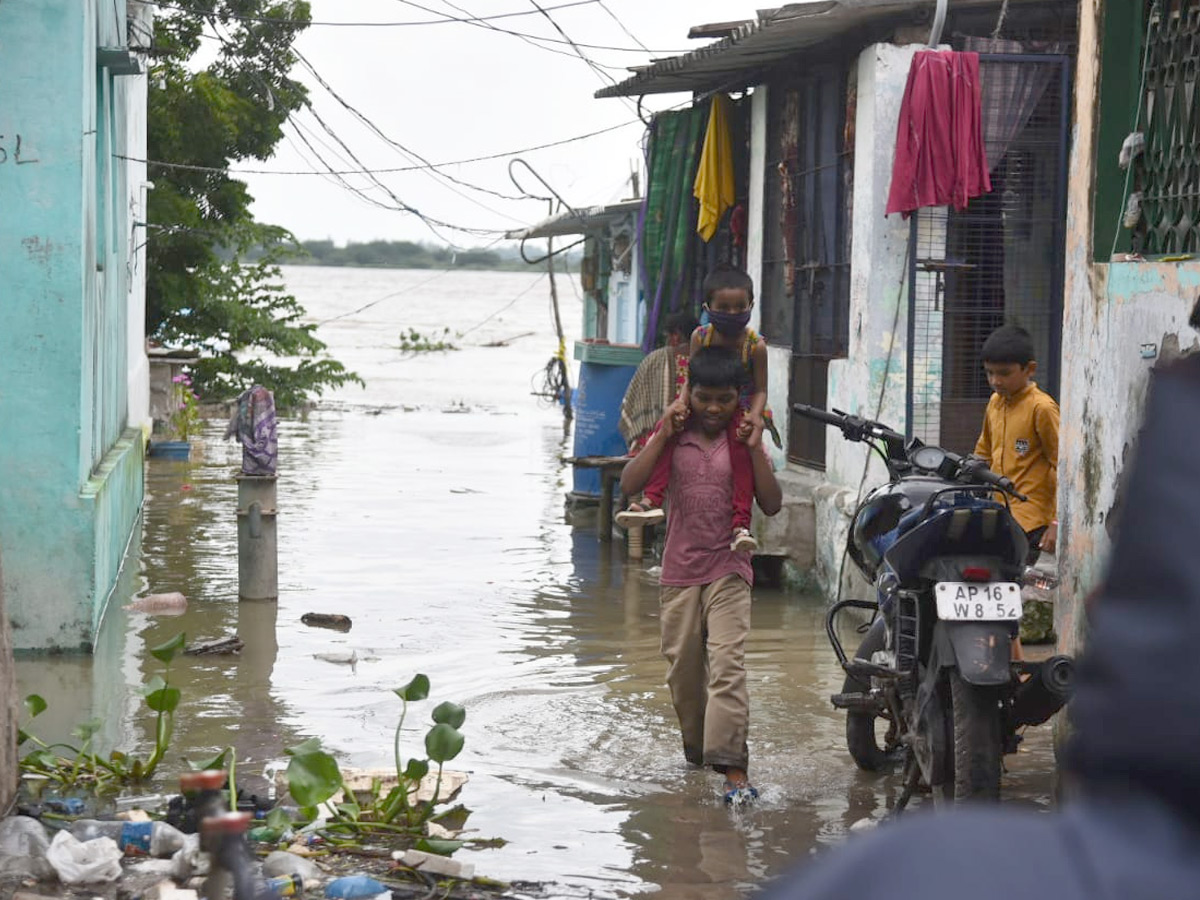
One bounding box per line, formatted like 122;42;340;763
621;345;782;804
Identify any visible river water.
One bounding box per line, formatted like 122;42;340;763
16;266;1057;897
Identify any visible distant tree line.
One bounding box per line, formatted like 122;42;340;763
291;240;578;272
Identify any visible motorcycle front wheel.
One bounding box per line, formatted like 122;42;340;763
842;618;894;772
948;668;1003;800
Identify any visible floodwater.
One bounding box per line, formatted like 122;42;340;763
16;266;1057;897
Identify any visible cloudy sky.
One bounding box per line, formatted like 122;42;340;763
238;0;765;248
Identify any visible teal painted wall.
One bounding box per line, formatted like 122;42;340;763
0;0;145;651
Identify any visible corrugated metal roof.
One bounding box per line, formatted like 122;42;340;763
505;199;642;241
595;0;1040;99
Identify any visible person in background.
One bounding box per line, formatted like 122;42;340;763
617;266;780;554
759;352;1200;899
620;347;781;805
618;311;697;454
974;324;1060;562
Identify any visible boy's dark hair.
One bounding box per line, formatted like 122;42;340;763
702;264;754;304
688;346;746;390
663;310;698;340
981;324;1036;366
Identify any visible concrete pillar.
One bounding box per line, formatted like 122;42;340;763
237;475;278;601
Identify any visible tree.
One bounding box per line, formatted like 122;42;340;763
145;0;361;408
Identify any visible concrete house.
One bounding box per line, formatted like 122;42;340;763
1056;0;1200;653
596;0;1079;594
0;0;153;650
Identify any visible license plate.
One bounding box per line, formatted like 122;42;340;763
934;582;1023;621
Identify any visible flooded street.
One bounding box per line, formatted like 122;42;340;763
17;267;1056;897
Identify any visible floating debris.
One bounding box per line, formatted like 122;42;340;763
185;636;244;656
125;592;188;615
301;613;353;633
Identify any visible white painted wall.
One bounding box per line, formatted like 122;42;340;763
747;86;767;335
813;42;922;595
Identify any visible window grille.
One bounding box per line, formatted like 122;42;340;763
908;55;1070;455
1131;0;1200;255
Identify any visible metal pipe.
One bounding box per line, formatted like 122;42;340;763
237;474;278;601
927;0;948;47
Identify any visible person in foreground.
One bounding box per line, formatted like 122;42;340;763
620;347;782;805
761;352;1200;898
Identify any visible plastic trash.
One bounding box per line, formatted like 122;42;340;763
261;850;321;885
324;874;390;899
126;591;189;614
267;873;304;897
69;818;188;857
0;814;56;879
395;848;475;880
115;793;171;814
45;830;122;884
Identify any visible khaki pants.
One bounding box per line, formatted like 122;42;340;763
659;574;751;771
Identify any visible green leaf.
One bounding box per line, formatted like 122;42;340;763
430;804;472;831
186;749;229;771
299;805;319;823
415;838;465;856
394;674;430;702
403;759;429;782
145;685;182;714
425;724;464;763
285;748;342;808
150;633;186;665
431;702;466;729
16;730;29;747
266;807;293;830
72;718;103;743
284;737;323;758
335;801;360;821
24;694;47;718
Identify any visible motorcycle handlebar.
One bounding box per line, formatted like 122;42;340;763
791;403;847;429
960;457;1029;502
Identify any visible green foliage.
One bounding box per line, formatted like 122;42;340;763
146;2;360;409
169;373;202;440
281;675;470;852
19;635;186;789
398;327;458;353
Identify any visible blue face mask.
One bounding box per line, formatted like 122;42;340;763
706;307;752;336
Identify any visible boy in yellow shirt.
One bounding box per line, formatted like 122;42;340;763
973;325;1060;562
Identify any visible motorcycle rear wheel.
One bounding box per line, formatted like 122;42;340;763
948;668;1003;800
843;618;893;772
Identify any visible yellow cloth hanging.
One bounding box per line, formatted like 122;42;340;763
693;94;735;242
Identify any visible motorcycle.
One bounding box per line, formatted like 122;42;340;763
792;403;1074;802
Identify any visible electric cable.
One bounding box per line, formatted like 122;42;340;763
152;0;602;29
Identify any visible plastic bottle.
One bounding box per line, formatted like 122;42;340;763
114;792;170;814
1021;566;1060;592
266;873;304;897
324;874;390;899
68;819;188;857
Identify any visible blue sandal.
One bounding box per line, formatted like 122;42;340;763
723;781;759;806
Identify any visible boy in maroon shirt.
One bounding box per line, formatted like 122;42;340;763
620;347;782;803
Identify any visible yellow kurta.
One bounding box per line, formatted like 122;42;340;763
973;383;1060;533
693;94;735;242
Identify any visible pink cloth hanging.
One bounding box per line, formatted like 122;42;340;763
885;50;992;218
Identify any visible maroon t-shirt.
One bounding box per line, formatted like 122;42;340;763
659;429;756;588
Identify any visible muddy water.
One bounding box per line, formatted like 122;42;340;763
16;267;1057;897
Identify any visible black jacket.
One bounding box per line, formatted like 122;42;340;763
764;354;1200;900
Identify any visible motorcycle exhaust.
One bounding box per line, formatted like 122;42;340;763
1008;654;1074;727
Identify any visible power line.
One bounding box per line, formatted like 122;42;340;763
292;50;530;207
115;112;649;176
390;0;646;63
152;0;601;29
595;0;652;53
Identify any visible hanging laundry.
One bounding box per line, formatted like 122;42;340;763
693;93;735;241
885;50;991;218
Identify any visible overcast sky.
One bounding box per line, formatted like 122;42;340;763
238;0;765;248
